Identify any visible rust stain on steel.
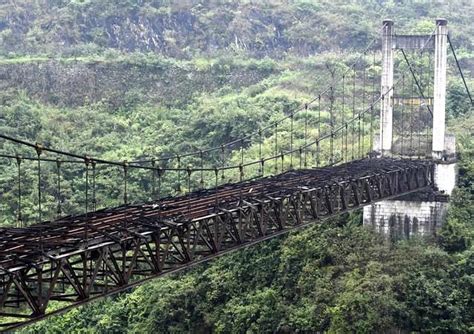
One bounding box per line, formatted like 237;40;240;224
0;158;434;331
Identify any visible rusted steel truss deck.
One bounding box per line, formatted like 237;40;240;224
0;158;434;330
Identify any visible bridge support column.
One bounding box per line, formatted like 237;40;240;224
363;198;449;238
365;18;456;239
380;19;394;156
432;18;448;160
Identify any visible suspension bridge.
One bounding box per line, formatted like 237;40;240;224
0;19;471;330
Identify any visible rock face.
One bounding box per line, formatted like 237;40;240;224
0;1;371;58
1;2;297;107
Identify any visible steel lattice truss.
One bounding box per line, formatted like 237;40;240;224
0;158;434;330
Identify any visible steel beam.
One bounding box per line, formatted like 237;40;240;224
0;158;434;331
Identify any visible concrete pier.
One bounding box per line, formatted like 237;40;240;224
363;198;449;238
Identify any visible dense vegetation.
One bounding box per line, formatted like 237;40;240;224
0;0;471;332
17;115;474;333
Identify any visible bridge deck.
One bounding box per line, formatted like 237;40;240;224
0;158;434;329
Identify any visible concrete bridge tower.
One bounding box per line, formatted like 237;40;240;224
364;19;456;238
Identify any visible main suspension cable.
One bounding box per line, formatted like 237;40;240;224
447;33;473;105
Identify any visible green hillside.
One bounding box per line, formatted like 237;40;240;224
0;0;472;333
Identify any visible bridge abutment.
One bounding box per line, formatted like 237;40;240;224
363;198;449;238
365;18;456;238
364;134;456;238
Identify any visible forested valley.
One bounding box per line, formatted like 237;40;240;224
0;1;472;333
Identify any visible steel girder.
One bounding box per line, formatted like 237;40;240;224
0;158;434;330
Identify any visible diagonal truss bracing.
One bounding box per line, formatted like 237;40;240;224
0;158;434;331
